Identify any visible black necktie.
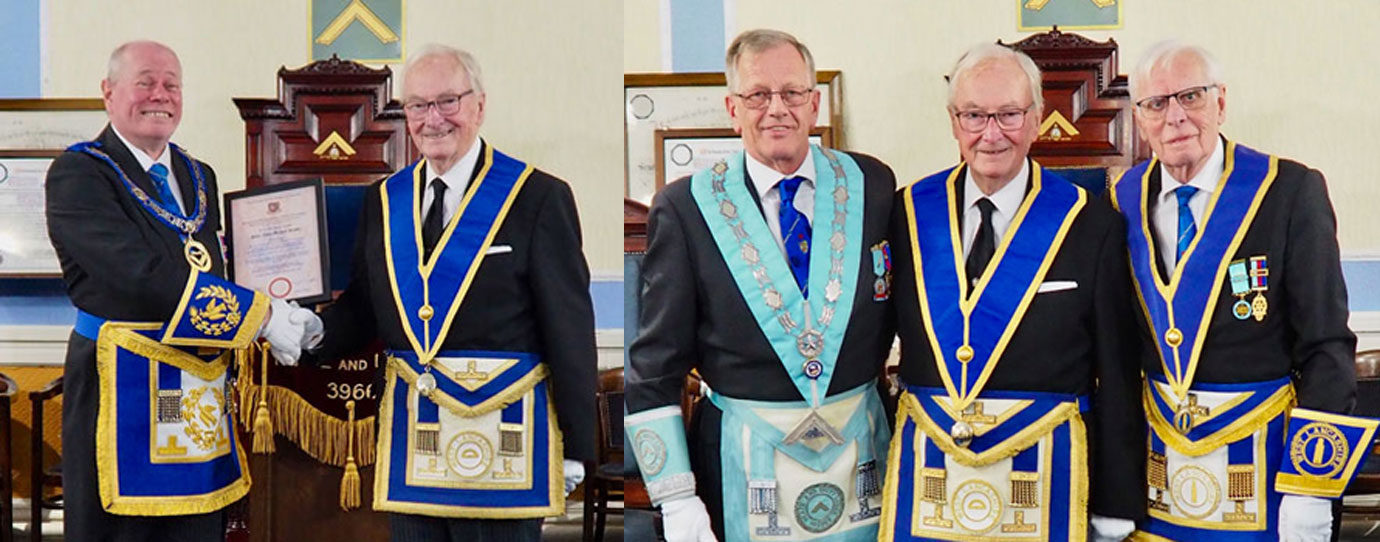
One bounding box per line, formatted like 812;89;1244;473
422;178;447;258
966;198;997;292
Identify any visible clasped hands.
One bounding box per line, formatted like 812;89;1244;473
257;297;325;366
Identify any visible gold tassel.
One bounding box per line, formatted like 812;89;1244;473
339;400;361;510
252;341;276;453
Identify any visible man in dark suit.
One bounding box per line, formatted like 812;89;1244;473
46;41;306;542
1115;41;1363;542
625;29;896;542
308;44;596;542
877;43;1144;542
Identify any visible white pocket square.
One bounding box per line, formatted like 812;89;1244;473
485;245;513;255
1037;280;1078;293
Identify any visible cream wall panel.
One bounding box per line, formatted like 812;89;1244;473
44;0;623;273
626;1;1380;253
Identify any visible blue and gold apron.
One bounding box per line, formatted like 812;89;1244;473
881;163;1090;541
1114;142;1378;541
66;140;267;516
370;145;566;518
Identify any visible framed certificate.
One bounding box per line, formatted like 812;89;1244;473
653;127;832;191
625;71;843;203
0;152;62;276
223;179;332;305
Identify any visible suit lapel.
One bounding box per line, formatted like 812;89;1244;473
1146;167;1170;282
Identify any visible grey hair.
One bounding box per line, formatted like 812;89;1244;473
724;29;816;94
404;44;485;94
1130;40;1224;101
106;40;179;82
946;43;1043;115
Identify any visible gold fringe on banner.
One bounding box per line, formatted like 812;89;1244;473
340;400;361;510
238;383;378;468
252;342;275;453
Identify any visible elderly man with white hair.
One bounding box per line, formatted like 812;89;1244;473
1113;40;1370;542
308;44;597;542
877;42;1145;542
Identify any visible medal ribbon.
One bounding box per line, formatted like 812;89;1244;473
905;163;1085;412
1114;141;1277;402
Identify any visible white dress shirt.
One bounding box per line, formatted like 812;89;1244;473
1152;138;1225;270
747;151;817;256
112;126;183;214
961;160;1029;259
422;138;483;223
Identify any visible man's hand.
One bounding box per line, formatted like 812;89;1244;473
1090;515;1135;542
563;460;585;495
661;496;717;542
258;298;304;366
292;305;324;351
1279;495;1332;542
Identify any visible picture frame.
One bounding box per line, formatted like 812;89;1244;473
624;71;843;202
223;178;333;305
0;99;107;277
652;127;833;191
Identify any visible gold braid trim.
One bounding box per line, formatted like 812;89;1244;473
237;382;378;467
392;357;550;418
900;391;1082;468
1143;381;1295;457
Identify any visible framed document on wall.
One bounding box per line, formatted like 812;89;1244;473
0;99;106;277
624;71;843;203
223;179;332;305
653;127;833;191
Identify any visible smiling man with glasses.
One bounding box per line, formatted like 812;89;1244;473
626;28;898;542
308;44;597;542
879;43;1144;542
1114;40;1367;542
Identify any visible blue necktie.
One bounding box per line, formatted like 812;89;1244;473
147;163;181;215
1175;185;1198;262
778;176;812;296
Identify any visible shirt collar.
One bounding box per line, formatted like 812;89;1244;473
747;149;816;199
1158;137;1225;200
428;137;484;192
963;158;1029;217
111;125;172;173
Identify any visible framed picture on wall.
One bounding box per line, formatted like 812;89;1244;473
0;99;106;277
624;71;843;203
653;127;833;191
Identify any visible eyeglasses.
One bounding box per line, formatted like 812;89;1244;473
1134;85;1219;118
952;105;1033;133
403;89;476;118
733;88;814;109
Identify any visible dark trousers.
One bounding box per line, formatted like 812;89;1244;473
390;513;543;542
62;335;225;542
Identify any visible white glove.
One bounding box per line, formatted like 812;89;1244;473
292;305;324;351
661;496;717;542
563;460;585;494
1090;515;1135;542
1278;494;1332;542
258;298;304;366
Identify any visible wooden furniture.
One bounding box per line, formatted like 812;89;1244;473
27;377;61;542
0;373;16;542
1342;350;1380;518
233;55;415;541
584;368;627;542
1004;27;1151;193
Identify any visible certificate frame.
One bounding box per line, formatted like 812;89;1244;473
0;151;63;277
0;98;106;277
223;178;332;305
624;71;843;203
652;127;833;191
